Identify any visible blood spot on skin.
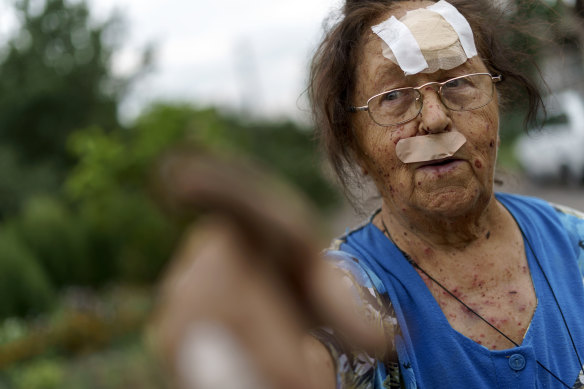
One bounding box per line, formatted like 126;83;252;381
477;340;483;345
452;288;463;299
474;159;482;169
472;274;479;287
517;322;522;326
480;334;485;338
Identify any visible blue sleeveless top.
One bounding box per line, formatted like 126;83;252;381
327;193;584;388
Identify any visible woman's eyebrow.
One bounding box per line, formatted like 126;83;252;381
373;65;406;89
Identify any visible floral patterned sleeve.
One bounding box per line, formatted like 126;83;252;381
553;203;584;282
310;248;402;389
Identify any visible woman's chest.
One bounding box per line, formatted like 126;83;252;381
425;266;538;350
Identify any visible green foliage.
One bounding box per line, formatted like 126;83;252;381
0;229;55;318
0;0;149;217
0;0;121;167
68;103;338;213
0;318;28;346
10;196;93;287
66;122;181;284
0;146;61;218
59;104;337;285
1;338;167;389
0;0;336;320
0;286;151;368
6;359;65;389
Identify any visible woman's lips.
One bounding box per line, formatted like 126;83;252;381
416;158;464;174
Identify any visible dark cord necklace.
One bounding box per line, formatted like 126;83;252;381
380;217;583;389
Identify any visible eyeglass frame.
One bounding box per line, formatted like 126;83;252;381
349;72;503;127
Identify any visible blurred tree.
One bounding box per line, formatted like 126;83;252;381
64;104;338;284
0;0;149;217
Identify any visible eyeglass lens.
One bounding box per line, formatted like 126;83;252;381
368;74;495;126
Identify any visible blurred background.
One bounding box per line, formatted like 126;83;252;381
0;0;582;387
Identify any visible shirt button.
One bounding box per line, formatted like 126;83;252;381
508;354;526;371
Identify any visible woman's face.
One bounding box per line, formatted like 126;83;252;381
352;6;500;220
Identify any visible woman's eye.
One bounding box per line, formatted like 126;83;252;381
444;77;471;89
382;90;404;102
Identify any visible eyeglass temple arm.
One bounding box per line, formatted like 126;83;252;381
349;105;368;112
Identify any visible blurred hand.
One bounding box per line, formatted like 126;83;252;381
150;149;389;389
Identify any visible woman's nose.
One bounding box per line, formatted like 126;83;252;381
417;87;451;134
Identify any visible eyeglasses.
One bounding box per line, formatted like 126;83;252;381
350;73;502;127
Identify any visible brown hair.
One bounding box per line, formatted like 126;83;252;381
308;0;543;199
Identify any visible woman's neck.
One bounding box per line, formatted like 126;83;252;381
377;195;511;259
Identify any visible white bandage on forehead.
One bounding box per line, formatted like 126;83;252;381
371;0;477;75
395;132;466;164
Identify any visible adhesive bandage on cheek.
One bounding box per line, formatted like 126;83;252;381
396;132;467;164
371;0;478;75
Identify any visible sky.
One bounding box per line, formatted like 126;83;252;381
85;0;343;123
0;0;342;122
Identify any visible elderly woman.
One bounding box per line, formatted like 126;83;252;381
307;0;584;387
154;0;584;388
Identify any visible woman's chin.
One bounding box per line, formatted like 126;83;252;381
410;182;490;219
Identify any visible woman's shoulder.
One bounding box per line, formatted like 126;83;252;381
550;202;584;275
327;209;381;251
496;192;584;277
496;192;584;222
550;202;584;222
496;191;584;227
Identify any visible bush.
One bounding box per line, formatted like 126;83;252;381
8;359;65;389
12;196;94;287
0;230;55;318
